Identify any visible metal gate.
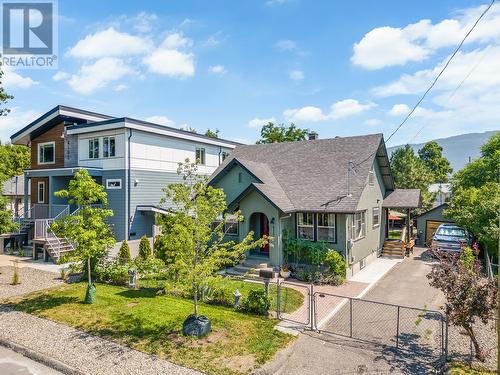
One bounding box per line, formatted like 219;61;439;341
313;292;445;360
276;280;312;327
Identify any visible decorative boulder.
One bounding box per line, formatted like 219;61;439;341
182;314;211;337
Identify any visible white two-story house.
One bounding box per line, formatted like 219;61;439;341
10;105;238;259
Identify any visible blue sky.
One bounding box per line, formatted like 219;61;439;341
2;0;500;146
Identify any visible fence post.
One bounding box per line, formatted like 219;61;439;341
349;297;353;338
396;305;400;348
276;280;281;318
310;283;314;331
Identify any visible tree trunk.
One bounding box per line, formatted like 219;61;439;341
467;326;485;361
87;257;91;285
193;284;198;318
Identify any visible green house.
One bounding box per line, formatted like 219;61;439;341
209;133;421;279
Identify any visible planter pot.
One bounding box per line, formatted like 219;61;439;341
280;271;290;279
183;315;211;338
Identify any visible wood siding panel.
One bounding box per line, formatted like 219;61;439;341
30;177;48;204
30;122;65;169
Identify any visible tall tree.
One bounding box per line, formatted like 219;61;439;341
156;160;267;334
0;64;13;117
446;132;500;257
390;145;435;212
0;143;30;181
418;141;452;183
204;128;219;138
256;122;309;144
52;170;115;303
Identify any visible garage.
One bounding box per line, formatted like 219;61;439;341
415;204;454;247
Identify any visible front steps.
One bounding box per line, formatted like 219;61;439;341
225;256;274;278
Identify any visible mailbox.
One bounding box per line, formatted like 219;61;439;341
259;269;274;279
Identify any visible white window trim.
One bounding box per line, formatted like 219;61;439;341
37;141;56;165
195;146;206;165
106;179;122;189
297;212;314;241
89;138;100;159
350;211;366;241
372;207;380;228
37;181;45;203
103;136;116;158
317;213;336;243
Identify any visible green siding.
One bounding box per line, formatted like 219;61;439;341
214;164;258;205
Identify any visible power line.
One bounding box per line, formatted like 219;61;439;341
354;0;496;169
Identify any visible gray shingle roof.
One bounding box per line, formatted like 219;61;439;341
211;134;393;213
382;189;421;208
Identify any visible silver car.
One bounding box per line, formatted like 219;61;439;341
430;224;471;253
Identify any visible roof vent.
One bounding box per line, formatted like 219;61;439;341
308;131;319;140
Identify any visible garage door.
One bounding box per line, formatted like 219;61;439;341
425;221;449;245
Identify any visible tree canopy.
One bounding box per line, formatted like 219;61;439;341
390;145;435;212
155;160;268;318
418;141;452;183
445;132;500;256
256;122;309;144
204;128;219;138
0;143;30;181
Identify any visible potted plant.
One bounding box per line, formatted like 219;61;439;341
280;265;290;279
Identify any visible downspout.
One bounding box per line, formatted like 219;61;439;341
127;128;132;240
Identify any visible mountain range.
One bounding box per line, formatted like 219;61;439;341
387;130;499;173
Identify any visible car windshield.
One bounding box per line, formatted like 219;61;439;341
436;227;466;237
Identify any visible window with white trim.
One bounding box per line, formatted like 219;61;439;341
37;181;45;203
372;207;380;228
106;179;122;189
88;138;99;159
225;219;239;235
38;142;55;164
103;137;115;158
349;211;366;241
195;147;206;165
317;213;336;242
297;212;314;241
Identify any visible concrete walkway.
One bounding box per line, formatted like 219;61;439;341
0;346;63;375
0;254;65;274
267;248;444;374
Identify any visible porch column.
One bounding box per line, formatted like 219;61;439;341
23;173;29;217
48;175;54;217
406;208;411;240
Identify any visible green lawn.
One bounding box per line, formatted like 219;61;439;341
138;276;304;314
10;283;295;375
448;361;496;374
388;229;402;240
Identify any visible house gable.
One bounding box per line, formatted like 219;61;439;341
211;161;260;205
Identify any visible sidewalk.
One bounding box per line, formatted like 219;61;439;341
0;254;65;274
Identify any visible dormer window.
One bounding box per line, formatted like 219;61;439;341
38;142;55;164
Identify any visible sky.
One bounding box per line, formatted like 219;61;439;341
1;0;500;146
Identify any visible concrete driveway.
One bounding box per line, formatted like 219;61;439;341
0;346;63;375
270;248;444;375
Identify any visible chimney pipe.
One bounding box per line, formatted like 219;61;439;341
308;131;318;140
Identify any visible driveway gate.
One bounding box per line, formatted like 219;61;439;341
277;280;312;327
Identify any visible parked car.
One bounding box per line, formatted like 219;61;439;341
430;224;471;253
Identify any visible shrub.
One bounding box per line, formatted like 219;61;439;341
60;267;68;280
134;257;164;275
322;273;344;286
19;248;25;257
295;269;310;282
324;250;346;277
117;240;131;263
244;289;270;315
138;236;152;260
205;284;234;306
162;281;192;298
11;267;20;285
95;258;130;286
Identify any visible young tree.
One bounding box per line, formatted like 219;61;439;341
418;141;452;183
0;193;18;234
157;160;268;334
256;122;309;144
427;248;497;361
117;240;131;263
51;170;115;303
390;145;435;212
446;132;500;257
138;235;152;260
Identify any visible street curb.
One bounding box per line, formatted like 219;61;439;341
251;339;298;375
0;336;86;375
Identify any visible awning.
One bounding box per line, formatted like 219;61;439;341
136;205;170;215
383;189;421;208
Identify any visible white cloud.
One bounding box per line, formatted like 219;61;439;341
132;12;158;33
364;118;382;126
208;65;226;75
330;99;376;119
388;103;452;121
68;27;152;58
389;104;410;116
67;57;134;95
351;4;500;70
284;99;376;123
3;67;38;89
275;39;297;51
143;33;195;78
114;84;128;92
145;115;175;126
247;117;276;128
289;69;304;81
52;71;70;81
0;107;40;142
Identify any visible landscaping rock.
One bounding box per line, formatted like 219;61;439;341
182;315;211;337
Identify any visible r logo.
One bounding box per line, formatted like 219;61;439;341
2;2;53;54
